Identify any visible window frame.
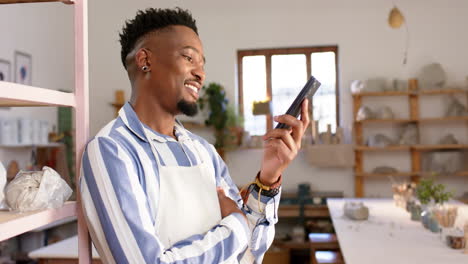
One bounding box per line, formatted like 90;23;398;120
237;46;339;133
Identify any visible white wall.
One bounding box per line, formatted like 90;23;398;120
88;0;468;197
0;3;74;168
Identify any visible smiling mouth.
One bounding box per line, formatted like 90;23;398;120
185;83;199;99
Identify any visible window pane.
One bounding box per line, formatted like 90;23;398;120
271;54;307;128
242;56;267;136
311;52;336;133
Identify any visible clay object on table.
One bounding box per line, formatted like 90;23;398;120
398;123;419;145
433;206;458;228
343;202;369;220
377;106;395;119
446;235;465;249
438;134;458;145
356;106;375;121
367;134;395;147
373;166;398;174
445;96;467;117
418;63;446;89
350;80;365;94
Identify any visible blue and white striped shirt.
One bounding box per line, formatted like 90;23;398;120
80;102;280;263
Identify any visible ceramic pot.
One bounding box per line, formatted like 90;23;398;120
410;203;421;221
421;205;431;229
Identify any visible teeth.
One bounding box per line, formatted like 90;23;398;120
185;84;198;93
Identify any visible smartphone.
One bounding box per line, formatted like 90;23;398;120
275;76;321;129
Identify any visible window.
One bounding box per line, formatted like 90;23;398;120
238;46;339;136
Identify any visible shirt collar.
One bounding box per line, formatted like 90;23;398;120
118;102;148;142
118;102;192;143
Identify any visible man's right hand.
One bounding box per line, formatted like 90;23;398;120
217;187;247;221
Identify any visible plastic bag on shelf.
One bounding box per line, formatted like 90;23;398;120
0;161;7;210
5;166;72;212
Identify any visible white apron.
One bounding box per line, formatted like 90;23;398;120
147;134;222;248
146;130;255;263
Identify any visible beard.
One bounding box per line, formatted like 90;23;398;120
177;99;198;117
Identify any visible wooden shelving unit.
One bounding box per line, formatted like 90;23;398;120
278;205;329;218
0;202;76;241
353;82;468;197
355;172;419;178
355;145;410;151
0;0;90;263
0;0;73;4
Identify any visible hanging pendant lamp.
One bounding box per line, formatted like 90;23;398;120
388;7;405;29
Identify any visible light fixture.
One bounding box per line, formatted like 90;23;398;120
388;5;409;65
388;7;404;29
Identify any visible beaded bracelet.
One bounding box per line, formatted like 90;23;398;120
253;171;282;197
239;171;282;213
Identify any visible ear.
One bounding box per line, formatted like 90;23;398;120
135;48;151;70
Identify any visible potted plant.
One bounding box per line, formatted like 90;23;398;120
416;179;434;227
432;183;453;206
198;82;228;156
224;105;244;150
416;179;453;232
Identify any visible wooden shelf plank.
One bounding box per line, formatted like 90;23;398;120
0;143;63;148
413;144;468;150
355;145;410;151
352;91;410;97
419;116;468;122
419;88;468;95
356;172;418;177
356;145;468;151
278;205;329;218
0;82;75;107
420;171;468;177
352;89;468;97
0;201;76;241
356;118;415;124
0;0;73;4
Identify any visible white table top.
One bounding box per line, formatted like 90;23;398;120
327;198;468;264
28;235;100;259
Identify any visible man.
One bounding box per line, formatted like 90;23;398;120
80;7;309;264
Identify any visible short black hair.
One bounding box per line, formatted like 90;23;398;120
119;7;198;69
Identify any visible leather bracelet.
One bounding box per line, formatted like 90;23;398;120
254;171;282;197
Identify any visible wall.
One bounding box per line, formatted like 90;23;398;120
0;3;74;169
88;0;468;197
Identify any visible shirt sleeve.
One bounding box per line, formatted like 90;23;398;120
80;136;250;264
210;145;280;263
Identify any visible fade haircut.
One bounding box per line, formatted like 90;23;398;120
119;7;198;69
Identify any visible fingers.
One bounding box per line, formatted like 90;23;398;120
301;99;310;132
262;128;297;154
264;137;296;163
217;187;226;198
273;115;303;146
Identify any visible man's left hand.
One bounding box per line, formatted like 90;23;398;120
259;99;310;186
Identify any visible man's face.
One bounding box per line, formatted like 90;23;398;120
146;25;205;116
